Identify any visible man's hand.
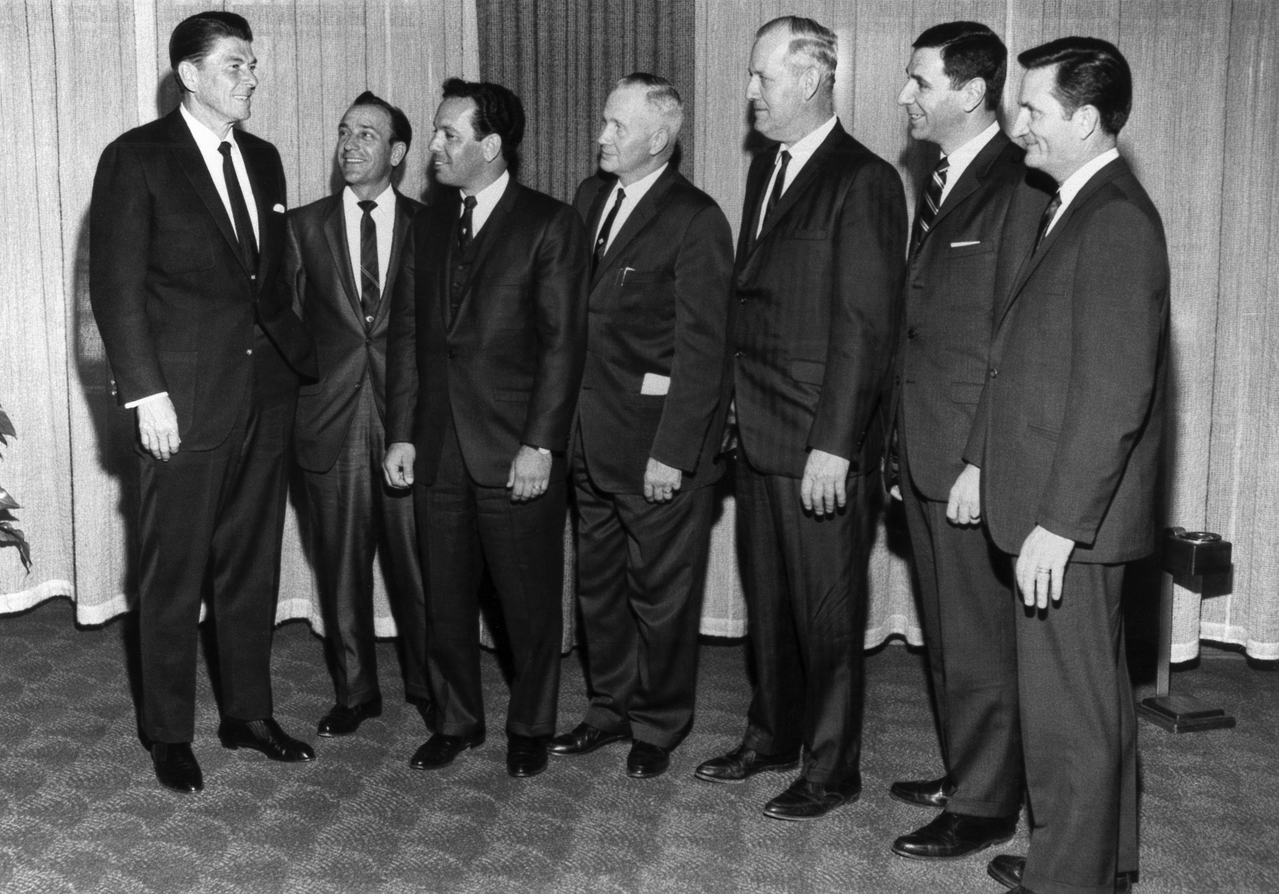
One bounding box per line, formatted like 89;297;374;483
137;396;181;461
1015;525;1075;609
507;445;552;502
383;442;416;489
801;448;850;517
946;463;982;526
644;458;682;503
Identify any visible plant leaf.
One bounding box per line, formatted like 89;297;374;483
0;485;18;510
0;521;31;572
0;409;14;440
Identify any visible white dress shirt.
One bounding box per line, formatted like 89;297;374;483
1044;147;1121;237
343;184;395;323
464;169;510;236
755;114;839;238
937;120;1002;207
594;162;669;254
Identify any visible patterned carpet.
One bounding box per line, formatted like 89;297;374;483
0;599;1274;894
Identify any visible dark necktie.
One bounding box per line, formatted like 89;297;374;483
458;195;477;252
761;149;791;230
218;141;258;272
910;156;949;255
593;188;626;275
357;200;379;324
1034;191;1063;253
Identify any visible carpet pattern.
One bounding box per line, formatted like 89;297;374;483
0;599;1275;893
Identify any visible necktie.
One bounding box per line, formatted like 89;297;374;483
593;188;626;275
1034;191;1063;253
761;149;791;230
218;141;258;272
357;200;379;324
458;195;477;252
910;156;949;255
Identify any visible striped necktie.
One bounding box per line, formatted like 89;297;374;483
910;156;949;255
357;200;379;325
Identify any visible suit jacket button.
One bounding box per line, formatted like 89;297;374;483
734;350;742;358
246;348;253;355
447;349;457;359
907;327;917;340
988;368;998;378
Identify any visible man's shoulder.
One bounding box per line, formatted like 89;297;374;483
105;113;176;152
396;191;427;215
289;193;338;225
233;126;278;153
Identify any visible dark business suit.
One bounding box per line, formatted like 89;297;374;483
89;108;315;743
569;168;734;748
286;189;428;710
386;177;588;739
732;121;906;784
890;131;1048;817
966;156;1168;894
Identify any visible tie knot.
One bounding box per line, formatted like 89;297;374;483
358;200;377;214
778;150;791;166
616;188;626;203
462;195;478;210
935;156;950;175
218;141;233;158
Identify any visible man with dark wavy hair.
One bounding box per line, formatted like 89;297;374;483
90;10;317;794
384;79;589;779
970;36;1166;894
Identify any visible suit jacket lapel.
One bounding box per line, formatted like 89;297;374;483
932;132;1009;232
240;136;277;281
737;152;772;263
454;178;518;313
752;123;844;249
376;192;414;328
592;168;677;289
167;111;245;275
320;195;363;323
996;156;1130;329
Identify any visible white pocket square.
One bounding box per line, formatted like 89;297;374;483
272;203;286;213
950;240;980;248
640;373;671;396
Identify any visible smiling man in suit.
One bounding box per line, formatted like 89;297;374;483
89;10;318;794
384;79;589;779
886;22;1052;862
547;74;733;779
286;92;430;740
967;37;1168;894
694;16;906;820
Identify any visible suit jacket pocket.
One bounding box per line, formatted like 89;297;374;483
789;359;826;385
154;213;214;273
1026;421;1060;441
157;350;198;431
946;241;994;259
949;382;985;405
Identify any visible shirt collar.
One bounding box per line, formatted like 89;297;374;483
180;103;238;153
343;183;395;212
609;162;668;205
779;115;838;165
1057;147;1121;210
940;120;1001;181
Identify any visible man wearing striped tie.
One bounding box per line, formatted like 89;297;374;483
885;22;1051;863
285;93;431;743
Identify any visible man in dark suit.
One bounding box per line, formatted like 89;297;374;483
286;92;430;739
547;74;734;779
89;11;317;794
694;16;906;820
384;79;589;779
886;22;1051;861
967;38;1168;894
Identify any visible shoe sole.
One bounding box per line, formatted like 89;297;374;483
987;862;1019;889
693;760;799;784
547;736;629;757
508;762;548;778
409;738;483;770
891;831;1016;861
762;791;860;822
888;790;949;809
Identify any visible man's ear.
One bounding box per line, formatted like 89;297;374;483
482;133;502;163
1072;104;1100;141
962;78;988;114
801;67;821;102
177;59;198;93
648;128;670;158
390;141;408;167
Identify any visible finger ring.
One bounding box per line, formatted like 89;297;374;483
1037;568;1050;575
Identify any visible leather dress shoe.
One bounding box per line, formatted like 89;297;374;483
409;732;484;770
891;811;1017;859
548;722;630;756
317;697;383;737
762;776;861;821
694;744;800;784
889;775;955;808
507;734;549;778
218;718;315;762
626;741;671;779
151;742;203;793
988;855;1134;893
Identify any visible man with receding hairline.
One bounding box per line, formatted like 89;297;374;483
549;74;734;779
90;9;317;794
694;16;906;821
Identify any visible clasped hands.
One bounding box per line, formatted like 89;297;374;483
383;441;552;503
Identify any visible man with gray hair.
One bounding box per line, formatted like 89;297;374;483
549;73;734;779
695;17;906;820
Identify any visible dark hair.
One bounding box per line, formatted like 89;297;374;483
350;90;412;152
756;16;837;91
913;21;1007;112
169;11;252;93
1018;37;1132;136
441;78;525;167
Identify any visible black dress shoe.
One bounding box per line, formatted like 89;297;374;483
409;732;484;770
548;722;630;756
889;775;955;808
317;697;383;738
988;855;1134;893
762;776;861;821
694;743;800;784
218;718;315;762
891;811;1017;859
626;741;671;778
507;734;549;778
151;742;203;794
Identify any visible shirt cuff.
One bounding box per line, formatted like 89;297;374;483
124;391;169;409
